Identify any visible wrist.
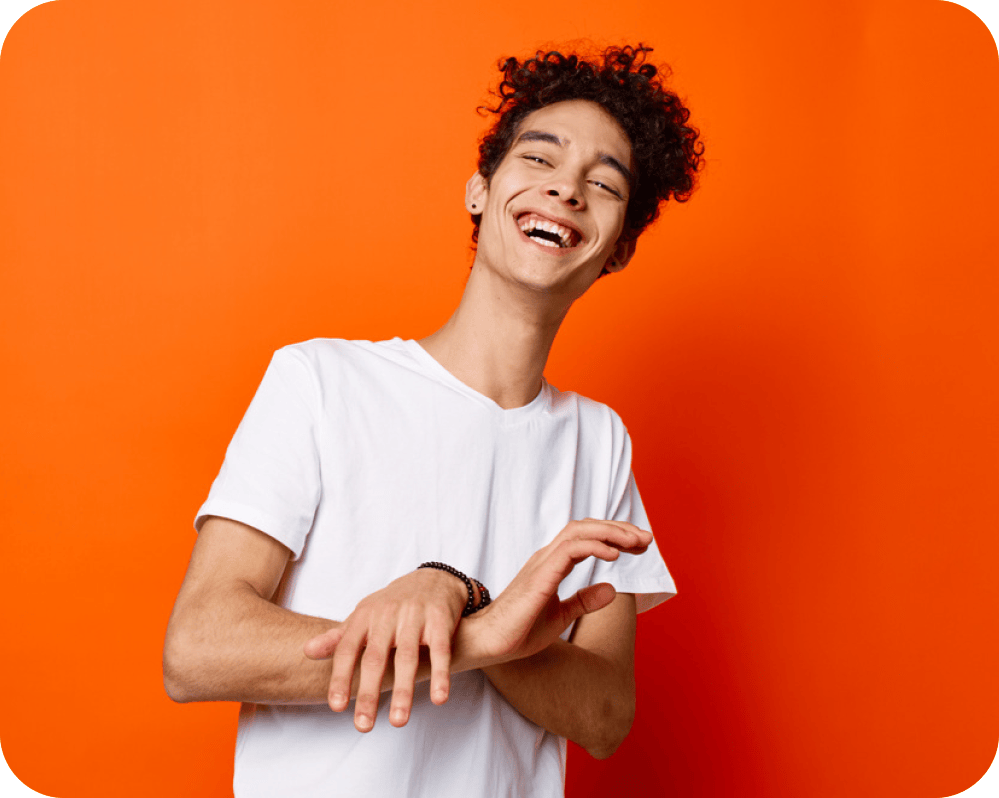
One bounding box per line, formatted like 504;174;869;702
417;562;491;616
452;608;509;671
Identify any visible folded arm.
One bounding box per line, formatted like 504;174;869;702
306;517;649;758
165;516;648;759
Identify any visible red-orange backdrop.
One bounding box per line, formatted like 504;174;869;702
1;0;996;796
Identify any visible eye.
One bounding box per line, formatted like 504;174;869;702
591;180;624;199
523;155;550;166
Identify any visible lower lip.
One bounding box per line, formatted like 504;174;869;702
517;224;580;257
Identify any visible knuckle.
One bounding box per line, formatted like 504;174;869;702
361;646;389;667
391;688;414;705
431;606;456;627
394;649;418;668
331;650;354;668
355;695;377;714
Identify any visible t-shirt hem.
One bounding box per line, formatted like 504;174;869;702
194;499;306;559
609;580;678;613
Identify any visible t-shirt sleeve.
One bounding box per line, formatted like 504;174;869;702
590;424;677;613
194;346;321;559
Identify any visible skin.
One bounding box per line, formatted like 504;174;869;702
164;99;653;759
424;99;637;410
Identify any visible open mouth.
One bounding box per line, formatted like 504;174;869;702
517;213;582;249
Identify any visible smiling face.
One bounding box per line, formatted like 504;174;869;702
467;100;637;301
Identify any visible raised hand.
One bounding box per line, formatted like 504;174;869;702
468;519;652;664
303;568;467;732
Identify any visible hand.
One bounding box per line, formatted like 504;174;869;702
470;519;652;664
303;568;467;732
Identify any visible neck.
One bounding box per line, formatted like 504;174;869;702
418;262;576;409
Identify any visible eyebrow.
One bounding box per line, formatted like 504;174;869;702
516;130;634;186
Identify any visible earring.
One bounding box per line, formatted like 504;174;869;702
471;203;477;209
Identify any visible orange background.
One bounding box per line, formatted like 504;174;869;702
1;0;997;796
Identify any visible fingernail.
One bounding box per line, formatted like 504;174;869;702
330;693;346;710
433;688;448;703
391;708;407;725
356;714;372;731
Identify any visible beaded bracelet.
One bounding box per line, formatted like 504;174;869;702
418;562;492;617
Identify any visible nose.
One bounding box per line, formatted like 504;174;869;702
546;188;581;207
543;173;585;209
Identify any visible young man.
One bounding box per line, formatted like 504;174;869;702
164;45;702;797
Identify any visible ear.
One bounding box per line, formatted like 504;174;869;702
604;236;637;274
465;172;488;214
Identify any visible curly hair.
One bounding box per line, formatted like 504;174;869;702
473;45;704;252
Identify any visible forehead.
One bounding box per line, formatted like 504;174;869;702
514;100;633;169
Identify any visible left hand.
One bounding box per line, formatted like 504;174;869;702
467;519;652;665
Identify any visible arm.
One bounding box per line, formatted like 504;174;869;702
162;516;467;706
306;518;651;758
163;516;333;703
168;514;649;754
479;593;637;760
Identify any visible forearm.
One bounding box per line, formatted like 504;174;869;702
481;639;635;759
163;580;340;704
164;579;483;707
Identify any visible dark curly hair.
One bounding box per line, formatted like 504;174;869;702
473;45;704;256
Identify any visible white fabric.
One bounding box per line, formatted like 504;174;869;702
196;337;676;798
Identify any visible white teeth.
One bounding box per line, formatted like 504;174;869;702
518;216;576;248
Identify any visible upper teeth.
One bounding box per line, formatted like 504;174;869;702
519;217;575;248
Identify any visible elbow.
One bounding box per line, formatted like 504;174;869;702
586;725;631;760
162;644;195;703
163;655;197;703
163;671;193;704
162;623;209;703
585;696;635;760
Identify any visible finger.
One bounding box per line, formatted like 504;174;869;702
519;539;621;602
554;538;622;570
553;583;618;632
327;628;365;713
354;628;394;733
603;521;654;553
390;624;421;727
566;582;617;619
304;626;344;660
425;614;453;706
564;520;652;554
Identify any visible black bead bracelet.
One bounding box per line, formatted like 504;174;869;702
418;561;492;616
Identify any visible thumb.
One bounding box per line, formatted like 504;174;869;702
560;582;617;626
303;627;343;660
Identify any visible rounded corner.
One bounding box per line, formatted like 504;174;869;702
0;1;62;65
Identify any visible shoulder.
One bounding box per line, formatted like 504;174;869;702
276;337;389;366
271;337;414;381
548;385;632;455
266;338;434;416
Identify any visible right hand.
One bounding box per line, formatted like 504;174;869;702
469;519;652;664
303;568;467;732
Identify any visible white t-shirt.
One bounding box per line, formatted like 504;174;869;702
196;338;676;798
